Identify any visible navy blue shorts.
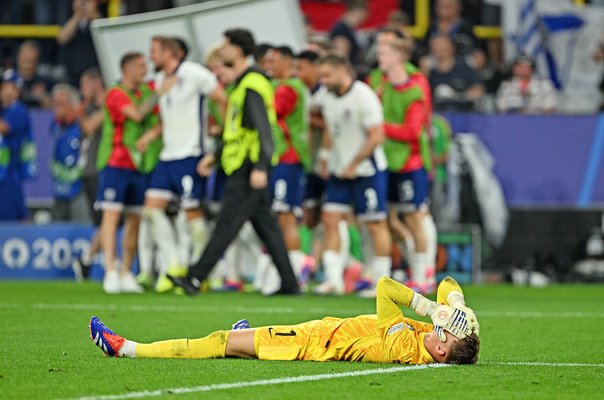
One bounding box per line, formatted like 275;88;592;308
0;176;27;220
269;163;304;215
324;172;387;221
96;167;146;212
303;173;326;209
388;168;430;212
146;157;206;209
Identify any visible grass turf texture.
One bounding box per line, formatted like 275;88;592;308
1;282;603;399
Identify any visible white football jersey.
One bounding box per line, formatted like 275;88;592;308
155;61;217;161
317;81;386;178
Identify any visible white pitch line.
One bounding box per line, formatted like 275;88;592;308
1;302;604;319
65;364;450;400
483;361;604;368
62;361;604;400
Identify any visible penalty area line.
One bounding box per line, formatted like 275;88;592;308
64;364;450;400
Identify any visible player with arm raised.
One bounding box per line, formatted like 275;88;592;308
90;276;479;365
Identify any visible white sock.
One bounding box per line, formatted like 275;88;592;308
288;249;306;280
137;217;154;276
118;340;137;357
372;256;392;281
81;250;92;266
175;212;191;266
188;217;208;264
423;214;437;270
322;249;345;289
410;252;429;285
145;208;180;274
337;220;350;265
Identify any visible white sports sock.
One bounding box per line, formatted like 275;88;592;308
410;252;429;285
372;256;392;281
118;340;137;357
175;211;191;266
137;217;154;276
145;208;180;273
322;249;345;289
188;217;208;264
423;214;437;270
288;249;306;280
337;220;350;265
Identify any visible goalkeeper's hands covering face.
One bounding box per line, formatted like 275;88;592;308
411;293;479;342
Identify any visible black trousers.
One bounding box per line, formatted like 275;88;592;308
189;161;299;291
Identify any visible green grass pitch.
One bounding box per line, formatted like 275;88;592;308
1;281;603;399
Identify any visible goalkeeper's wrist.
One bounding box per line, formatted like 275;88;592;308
410;292;437;317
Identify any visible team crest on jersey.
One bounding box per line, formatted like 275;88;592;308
387;323;414;335
343;109;352;120
387;323;405;335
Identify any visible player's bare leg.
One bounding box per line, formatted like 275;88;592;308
100;209;121;293
404;210;435;292
225;329;257;358
278;212;304;280
143;196;183;292
120;212;143;293
184;207;208;265
358;219;392;297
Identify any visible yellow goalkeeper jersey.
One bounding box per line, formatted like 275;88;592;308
254;313;434;364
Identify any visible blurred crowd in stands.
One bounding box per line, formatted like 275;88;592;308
2;0;604;116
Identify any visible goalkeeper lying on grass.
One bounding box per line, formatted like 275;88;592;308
90;276;480;364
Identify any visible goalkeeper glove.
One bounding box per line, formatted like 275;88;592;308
447;290;480;336
410;292;471;342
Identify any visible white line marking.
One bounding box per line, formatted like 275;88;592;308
1;302;603;319
62;360;604;400
64;364;450;400
483;362;604;368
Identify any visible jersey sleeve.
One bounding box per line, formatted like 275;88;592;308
384;101;427;143
375;277;427;363
192;64;218;95
105;88;132;125
359;84;384;130
375;277;415;328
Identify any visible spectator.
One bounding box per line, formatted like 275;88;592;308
50;84;90;223
0;70;32;221
15;41;54;108
423;0;485;68
57;0;101;86
427;34;483;112
33;0;71;63
495;56;557;115
329;0;368;65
